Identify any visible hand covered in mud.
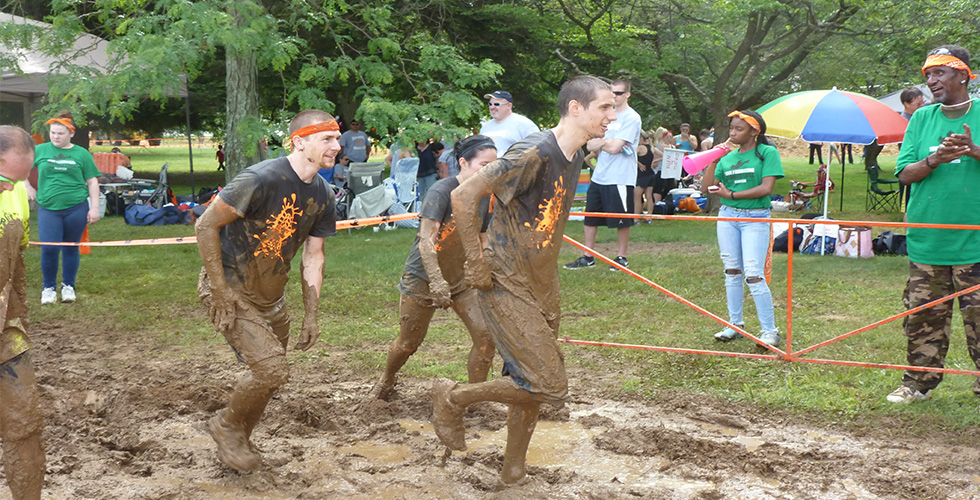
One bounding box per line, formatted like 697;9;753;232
208;284;245;334
295;317;320;351
429;278;452;308
464;258;492;291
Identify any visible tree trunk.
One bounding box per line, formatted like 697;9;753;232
224;4;266;180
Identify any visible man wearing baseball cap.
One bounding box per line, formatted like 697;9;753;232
479;90;539;157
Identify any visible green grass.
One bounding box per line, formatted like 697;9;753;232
27;148;980;437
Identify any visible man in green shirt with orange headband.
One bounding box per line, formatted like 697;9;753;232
889;44;980;404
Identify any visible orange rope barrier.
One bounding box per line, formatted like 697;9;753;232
562;212;980;378
562;235;785;356
28;213;421;247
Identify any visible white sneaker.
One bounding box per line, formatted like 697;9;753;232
41;287;57;305
886;385;932;404
61;284;76;303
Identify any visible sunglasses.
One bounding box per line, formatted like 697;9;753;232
0;173;13;183
612;91;627;96
489;102;509;107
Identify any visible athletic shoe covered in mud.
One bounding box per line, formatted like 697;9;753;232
430;378;466;451
369;379;395;401
207;411;262;472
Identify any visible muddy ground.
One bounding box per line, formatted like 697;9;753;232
3;317;980;500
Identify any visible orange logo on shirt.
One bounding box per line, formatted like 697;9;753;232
434;219;455;252
523;177;566;248
253;193;303;260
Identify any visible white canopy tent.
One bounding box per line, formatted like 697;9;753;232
1;12;195;194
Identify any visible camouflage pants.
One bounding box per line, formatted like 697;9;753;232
901;262;980;394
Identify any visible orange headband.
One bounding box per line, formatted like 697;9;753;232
45;118;75;131
286;120;340;150
727;111;760;132
922;54;978;80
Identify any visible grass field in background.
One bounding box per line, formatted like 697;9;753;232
37;145;980;435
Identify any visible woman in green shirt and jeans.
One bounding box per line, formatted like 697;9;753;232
702;110;784;347
28;111;101;305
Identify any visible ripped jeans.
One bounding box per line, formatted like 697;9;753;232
717;205;776;333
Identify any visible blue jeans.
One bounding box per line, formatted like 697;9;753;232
416;173;438;204
38;201;88;289
717;205;777;333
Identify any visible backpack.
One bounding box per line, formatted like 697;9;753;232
773;227;804;253
872;231;908;256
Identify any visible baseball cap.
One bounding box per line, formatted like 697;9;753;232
484;90;513;102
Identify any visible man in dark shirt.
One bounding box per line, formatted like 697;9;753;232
431;75;617;484
416;140;443;202
195;110;338;472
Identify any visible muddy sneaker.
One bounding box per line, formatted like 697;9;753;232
609;256;628;271
760;331;781;347
886;386;932;404
40;287;57;305
207;412;262;472
714;325;744;341
60;284;76;303
430;378;466;451
369;379;395;401
563;256;595;270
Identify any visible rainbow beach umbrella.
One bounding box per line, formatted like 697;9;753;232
757;88;908;145
757;88;909;214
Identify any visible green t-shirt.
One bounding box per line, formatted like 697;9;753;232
715;143;784;209
896;102;980;265
33;142;100;211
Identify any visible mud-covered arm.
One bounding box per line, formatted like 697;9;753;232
194;198;244;333
296;235;325;351
451;175;494;290
418;217;451;307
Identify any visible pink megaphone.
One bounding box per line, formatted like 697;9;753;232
681;144;731;175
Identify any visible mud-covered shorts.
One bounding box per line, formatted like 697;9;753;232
479;286;567;405
198;269;290;366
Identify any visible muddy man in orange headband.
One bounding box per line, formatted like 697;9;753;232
194;109;339;473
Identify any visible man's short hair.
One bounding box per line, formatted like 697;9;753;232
0;125;34;154
610;79;631;92
557;75;611;118
900;87;923;105
289;110;334;136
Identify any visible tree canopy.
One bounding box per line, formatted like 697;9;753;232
2;0;975;174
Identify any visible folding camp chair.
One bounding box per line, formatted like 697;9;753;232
789;164;834;212
574;168;590;202
348;162;385;197
391;157;420;211
866;165;900;212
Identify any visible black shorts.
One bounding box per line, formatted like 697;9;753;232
653;173;677;197
584;182;634;228
636;168;656;189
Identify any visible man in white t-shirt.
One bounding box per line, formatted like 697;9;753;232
479;90;539;157
564;79;642;271
338;119;371;163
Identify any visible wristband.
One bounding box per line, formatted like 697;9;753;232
925;156;935;169
732;191;737;200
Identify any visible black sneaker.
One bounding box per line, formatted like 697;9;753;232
609;256;628;271
563;256;595;270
